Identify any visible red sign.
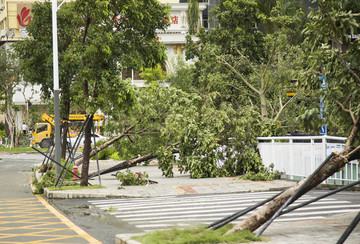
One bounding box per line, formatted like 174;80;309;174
171;16;178;25
17;7;31;27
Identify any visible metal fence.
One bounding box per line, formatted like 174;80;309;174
257;136;359;185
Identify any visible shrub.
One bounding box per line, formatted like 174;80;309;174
90;141;117;160
239;163;282;181
32;169;57;194
32;160;78;194
116;170;149;186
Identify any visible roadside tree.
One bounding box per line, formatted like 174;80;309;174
0;47;19;148
225;0;360;235
15;0;170;186
185;0;310;127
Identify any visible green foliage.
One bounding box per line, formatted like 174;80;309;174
32;160;78;194
109;152;122;161
16;0;170;183
116;170;149;186
297;107;322;133
300;0;360;138
90;140;117;160
111;138;136;161
184;0;309;128
97;146;117;160
132;224;262;244
239;163;281;181
156;146;176;177
260;119;283;137
140;64;166;87
0;48;19;103
32;170;57;194
187;0;200;35
0;122;5;131
0;130;6;139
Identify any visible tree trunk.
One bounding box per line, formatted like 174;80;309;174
61;123;69;159
224;149;353;235
259;91;268;120
15;130;20;147
75;124;135;166
88;153;155;178
80;117;92;186
61;99;71;159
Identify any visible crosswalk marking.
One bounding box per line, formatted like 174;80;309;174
89;191;359;232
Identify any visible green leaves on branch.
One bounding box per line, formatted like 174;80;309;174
116;170;149;186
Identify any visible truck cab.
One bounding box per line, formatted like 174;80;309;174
31;122;52;148
31;113;105;148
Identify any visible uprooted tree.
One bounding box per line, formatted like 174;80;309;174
224;0;360;235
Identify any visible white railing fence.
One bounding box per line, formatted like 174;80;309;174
257;136;359;185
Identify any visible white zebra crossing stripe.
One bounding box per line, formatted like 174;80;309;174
89;191;360;231
99;199;349;214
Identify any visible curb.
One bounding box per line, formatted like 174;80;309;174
115;234;143;244
44;189;108;199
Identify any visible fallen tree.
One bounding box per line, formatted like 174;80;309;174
224;0;360;235
225;103;360;235
224;139;359;235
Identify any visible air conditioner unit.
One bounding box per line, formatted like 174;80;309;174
0;5;4;11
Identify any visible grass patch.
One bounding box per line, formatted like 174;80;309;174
0;146;47;153
132;224;262;244
104;206;118;211
47;184;104;191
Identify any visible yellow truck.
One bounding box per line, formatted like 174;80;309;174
31;113;105;148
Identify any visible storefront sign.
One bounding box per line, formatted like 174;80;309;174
17;5;32;27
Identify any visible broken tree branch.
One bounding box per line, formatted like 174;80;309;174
75;124;135;166
336;100;355;124
88;153;155;178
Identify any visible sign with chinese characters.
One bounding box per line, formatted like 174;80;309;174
17;5;32;28
19;29;29;39
171;15;179;25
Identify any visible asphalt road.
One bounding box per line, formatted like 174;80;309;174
0;152;99;243
0;152;38;199
49;198;142;244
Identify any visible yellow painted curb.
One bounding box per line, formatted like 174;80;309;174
36;195;102;244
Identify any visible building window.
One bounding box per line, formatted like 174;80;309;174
122;69;143;80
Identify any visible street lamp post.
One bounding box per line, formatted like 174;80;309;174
52;0;61;174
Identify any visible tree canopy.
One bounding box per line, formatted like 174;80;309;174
14;0;170;185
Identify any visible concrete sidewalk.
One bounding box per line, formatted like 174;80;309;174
44;160;296;199
42;159;359;244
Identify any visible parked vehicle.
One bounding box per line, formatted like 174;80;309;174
31;113;105;148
